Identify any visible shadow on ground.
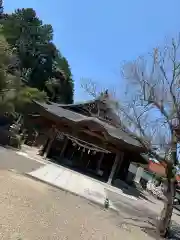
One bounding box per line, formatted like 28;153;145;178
111;180;156;203
113;213;180;240
106;188;158;221
106;188;180;240
114;208;180;240
142;220;180;240
121;184;155;203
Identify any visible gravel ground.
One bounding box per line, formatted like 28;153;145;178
0;170;154;240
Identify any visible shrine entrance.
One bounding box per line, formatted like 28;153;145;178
47;132;116;182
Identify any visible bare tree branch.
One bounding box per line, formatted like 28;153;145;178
82;36;180;168
82;35;180;238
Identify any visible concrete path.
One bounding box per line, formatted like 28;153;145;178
29;163;115;208
28;163;167;228
17;145;138;207
28;163;141;211
0;145;137;209
0;146;44;173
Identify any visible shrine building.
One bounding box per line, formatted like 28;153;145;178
24;91;148;185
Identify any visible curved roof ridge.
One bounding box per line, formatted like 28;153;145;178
47;89;111;107
34;101;143;149
48;99;96;107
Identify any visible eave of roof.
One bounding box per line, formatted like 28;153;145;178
34;101;145;151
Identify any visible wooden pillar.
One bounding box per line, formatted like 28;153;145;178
59;136;68;159
44;127;57;158
44;138;54;158
107;152;121;185
96;152;104;173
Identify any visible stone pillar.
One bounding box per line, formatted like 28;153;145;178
107;152;121;185
134;166;143;184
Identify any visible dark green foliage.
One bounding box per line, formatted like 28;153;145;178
50;56;74;103
0;31;47;115
1;8;74;104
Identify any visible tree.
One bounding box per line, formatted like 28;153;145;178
0;32;17;114
53;56;74;103
120;39;180;237
83;37;180;238
1;8;74;104
0;28;47;117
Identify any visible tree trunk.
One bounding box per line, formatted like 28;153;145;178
157;179;175;238
157;131;177;238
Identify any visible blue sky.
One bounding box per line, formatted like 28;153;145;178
4;0;180;102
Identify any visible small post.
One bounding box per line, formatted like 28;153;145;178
104;197;109;209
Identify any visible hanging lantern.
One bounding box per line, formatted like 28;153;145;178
78;146;81;150
93;151;96;155
83;148;85;152
72;142;76;147
88;149;90;154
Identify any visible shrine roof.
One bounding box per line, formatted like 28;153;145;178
33;100;144;150
46;90;122;127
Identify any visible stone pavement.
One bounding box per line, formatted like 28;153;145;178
28;162;175;232
28;162;158;217
18;145;139;207
13;145;180;226
29;163;117;208
14;145;163;217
